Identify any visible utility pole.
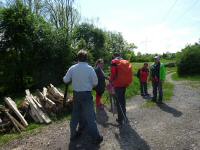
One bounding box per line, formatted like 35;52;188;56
141;37;151;52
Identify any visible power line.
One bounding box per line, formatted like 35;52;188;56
176;0;199;22
162;0;179;23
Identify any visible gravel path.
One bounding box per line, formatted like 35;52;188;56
1;73;200;150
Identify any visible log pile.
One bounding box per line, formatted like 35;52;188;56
0;84;73;134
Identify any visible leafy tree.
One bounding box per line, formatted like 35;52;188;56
0;0;37;91
0;1;72;96
73;23;105;63
177;42;200;76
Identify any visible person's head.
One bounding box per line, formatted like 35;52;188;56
154;56;160;64
144;62;148;68
113;52;121;58
77;50;88;62
95;59;104;68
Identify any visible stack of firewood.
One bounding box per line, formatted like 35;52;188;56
22;84;73;123
0;84;73;134
0;98;28;133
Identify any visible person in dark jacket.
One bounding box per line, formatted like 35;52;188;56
94;59;106;109
138;63;150;97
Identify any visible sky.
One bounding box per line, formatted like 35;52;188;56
76;0;200;54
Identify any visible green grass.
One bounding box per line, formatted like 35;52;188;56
172;72;200;81
142;81;174;108
0;123;44;147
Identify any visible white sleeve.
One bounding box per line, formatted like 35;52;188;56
63;67;72;84
91;68;98;87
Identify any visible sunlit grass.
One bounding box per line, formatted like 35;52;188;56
142;81;174;108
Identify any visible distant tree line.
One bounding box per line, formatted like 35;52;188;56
0;0;136;97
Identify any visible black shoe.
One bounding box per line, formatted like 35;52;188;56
141;93;145;96
157;101;163;104
116;118;123;125
92;135;103;145
70;131;81;142
145;93;150;96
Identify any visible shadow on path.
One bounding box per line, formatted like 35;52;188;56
157;103;182;117
68;131;101;150
115;123;150;150
96;108;109;127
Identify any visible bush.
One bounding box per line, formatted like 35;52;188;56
177;43;200;76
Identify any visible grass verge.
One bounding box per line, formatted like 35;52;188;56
142;81;174;108
172;72;200;81
0;123;45;147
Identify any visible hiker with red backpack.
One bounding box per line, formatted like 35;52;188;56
137;63;150;97
109;52;133;125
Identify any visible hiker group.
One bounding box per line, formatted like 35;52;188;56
63;49;166;145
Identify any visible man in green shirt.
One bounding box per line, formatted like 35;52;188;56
150;56;166;104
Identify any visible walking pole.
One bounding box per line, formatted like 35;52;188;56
63;84;68;108
114;93;129;124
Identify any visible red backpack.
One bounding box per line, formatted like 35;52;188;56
112;59;133;87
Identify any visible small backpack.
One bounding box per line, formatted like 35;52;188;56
112;59;133;87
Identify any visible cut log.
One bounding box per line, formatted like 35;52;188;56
25;89;42;109
47;84;64;99
36;90;55;108
5;111;21;133
26;96;44;123
26;96;51;124
46;93;60;103
4;97;28;127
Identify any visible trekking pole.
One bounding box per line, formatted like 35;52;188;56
114;94;129;124
63;84;68;108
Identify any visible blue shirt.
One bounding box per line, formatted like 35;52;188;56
63;62;98;92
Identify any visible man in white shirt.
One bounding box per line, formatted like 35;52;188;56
63;50;103;145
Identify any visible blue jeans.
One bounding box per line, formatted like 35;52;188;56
70;91;100;139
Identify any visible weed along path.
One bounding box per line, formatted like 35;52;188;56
1;73;200;150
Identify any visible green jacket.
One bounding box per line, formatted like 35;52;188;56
150;63;166;81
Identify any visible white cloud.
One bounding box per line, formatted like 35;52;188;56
121;24;199;54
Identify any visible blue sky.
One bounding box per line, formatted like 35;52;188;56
76;0;200;54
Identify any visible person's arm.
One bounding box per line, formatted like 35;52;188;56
91;68;98;87
160;64;166;82
63;67;72;84
109;63;117;82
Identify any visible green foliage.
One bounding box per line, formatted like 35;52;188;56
72;23;105;63
0;2;72;97
172;72;200;81
177;43;200;76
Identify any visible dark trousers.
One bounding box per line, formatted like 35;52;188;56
152;81;163;101
114;87;126;122
140;81;148;95
70;91;100;139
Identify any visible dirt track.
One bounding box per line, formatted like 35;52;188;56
1;74;200;150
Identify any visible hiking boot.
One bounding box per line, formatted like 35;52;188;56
145;93;150;97
92;135;103;145
70;131;81;142
116;118;123;125
157;101;163;105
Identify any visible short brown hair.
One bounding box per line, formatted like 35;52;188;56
95;59;104;67
77;50;87;62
